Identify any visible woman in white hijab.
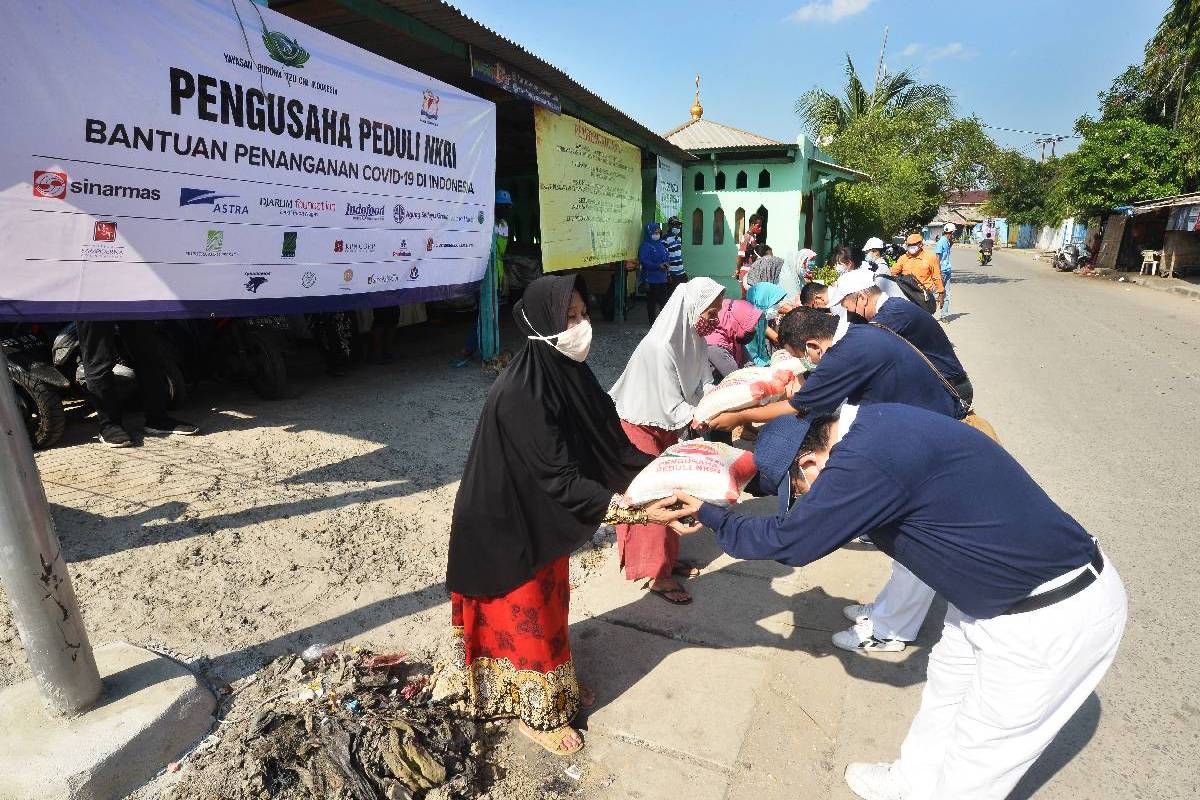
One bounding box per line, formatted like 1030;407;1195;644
780;248;818;300
609;277;725;604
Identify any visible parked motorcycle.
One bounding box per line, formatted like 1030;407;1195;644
159;316;289;400
2;324;70;448
1053;243;1090;272
52;322;189;410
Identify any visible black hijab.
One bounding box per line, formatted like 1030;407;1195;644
446;275;652;597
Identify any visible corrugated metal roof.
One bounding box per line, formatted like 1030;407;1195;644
1130;191;1200;212
811;156;871;182
946;190;990;205
664;117;785;151
371;0;695;164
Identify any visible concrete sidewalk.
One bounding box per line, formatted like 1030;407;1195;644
558;497;940;800
997;245;1200;302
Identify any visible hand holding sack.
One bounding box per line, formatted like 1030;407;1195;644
692;366;797;426
625;441;758;507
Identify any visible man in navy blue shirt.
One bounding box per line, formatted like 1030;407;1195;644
669;405;1126;800
705;308;963;431
827;268;973;405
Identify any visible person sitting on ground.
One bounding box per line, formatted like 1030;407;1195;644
609;278;726;605
669;406;1126;800
799;281;828;309
447;275;682;757
705;298;763;379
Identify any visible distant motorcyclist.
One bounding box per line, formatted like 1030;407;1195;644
978;234;994;266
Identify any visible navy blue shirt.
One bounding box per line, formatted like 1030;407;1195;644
698;404;1096;619
789;325;962;419
873;298;967;384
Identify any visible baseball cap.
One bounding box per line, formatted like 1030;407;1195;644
943;223;956;232
905;233;923;246
825;267;877;307
862;237;885;252
754;414;813;515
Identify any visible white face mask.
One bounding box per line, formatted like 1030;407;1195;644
523;310;593;362
906;245;920;255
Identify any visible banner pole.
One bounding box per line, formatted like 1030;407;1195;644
0;348;102;716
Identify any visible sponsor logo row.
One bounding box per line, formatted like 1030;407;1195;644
33;170;485;225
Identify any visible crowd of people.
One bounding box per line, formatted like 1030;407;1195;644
444;235;1128;800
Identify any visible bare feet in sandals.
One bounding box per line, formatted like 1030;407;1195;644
519;721;584;755
647;577;692;604
672;560;702;578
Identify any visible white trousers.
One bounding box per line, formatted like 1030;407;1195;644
870;561;937;641
893;554;1127;800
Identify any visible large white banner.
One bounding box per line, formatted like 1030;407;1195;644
655;156;682;224
0;0;496;319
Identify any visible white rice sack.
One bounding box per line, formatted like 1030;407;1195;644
770;350;809;375
626;441;759;507
692;366;796;424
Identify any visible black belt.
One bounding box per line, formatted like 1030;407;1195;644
1004;547;1104;616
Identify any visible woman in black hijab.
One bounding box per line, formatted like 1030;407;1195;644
447;274;682;755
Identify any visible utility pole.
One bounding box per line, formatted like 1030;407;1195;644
0;348;101;716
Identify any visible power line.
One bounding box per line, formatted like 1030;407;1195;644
981;123;1080;139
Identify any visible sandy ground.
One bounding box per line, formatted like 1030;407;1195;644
0;310;648;797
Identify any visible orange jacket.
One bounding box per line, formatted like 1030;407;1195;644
892;250;945;294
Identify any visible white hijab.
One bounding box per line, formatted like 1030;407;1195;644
610;277;725;431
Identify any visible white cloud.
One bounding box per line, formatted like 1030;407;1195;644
788;0;874;24
897;41;977;63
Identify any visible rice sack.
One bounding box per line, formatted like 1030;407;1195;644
692;366;796;424
626;441;758;506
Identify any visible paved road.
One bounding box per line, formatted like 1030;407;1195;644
564;246;1200;800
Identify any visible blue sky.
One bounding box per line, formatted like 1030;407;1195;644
450;0;1165;156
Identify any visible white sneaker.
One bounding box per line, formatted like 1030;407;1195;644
845;762;903;800
843;603;873;623
832;622;906;654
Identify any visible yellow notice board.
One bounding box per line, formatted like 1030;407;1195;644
534;107;642;272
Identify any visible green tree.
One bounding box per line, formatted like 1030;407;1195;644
1052;117;1183;219
984;151;1061;226
796;55;953;139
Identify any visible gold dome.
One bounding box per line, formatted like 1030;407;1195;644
690;74;703;120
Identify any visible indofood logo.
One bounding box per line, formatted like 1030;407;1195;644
345;202;385;221
262;27;309;69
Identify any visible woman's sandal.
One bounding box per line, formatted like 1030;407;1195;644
646;583;693;605
519;721;584;755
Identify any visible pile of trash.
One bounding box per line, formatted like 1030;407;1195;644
167;646;486;800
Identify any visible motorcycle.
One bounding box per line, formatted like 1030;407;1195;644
977;247;993;266
1053;243;1090;273
2;324;70;448
52;322;189;410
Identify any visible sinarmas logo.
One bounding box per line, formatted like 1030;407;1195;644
262;27;309;69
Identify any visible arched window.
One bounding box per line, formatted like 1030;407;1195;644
713;208;725;245
758;169;771;188
736;170;748;189
691;208;704;245
694;172;705;191
734;208;746;242
715;171;726;190
755;204;769;243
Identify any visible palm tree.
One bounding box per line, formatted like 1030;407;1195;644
795;54;953;139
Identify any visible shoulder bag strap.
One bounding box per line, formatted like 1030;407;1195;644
870;321;972;416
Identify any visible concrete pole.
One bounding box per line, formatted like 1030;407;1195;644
0;347;101;715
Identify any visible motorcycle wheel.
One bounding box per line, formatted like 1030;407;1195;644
163;357;189;410
10;369;66;448
245;329;288;400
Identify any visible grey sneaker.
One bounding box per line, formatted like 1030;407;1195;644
99;423;132;448
144;416;200;436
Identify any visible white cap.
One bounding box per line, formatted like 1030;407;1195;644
943;223;956;232
862;237;885;252
825;267;877;307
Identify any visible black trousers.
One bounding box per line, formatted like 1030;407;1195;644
645;283;671;324
76;320;168;427
667;271;689;294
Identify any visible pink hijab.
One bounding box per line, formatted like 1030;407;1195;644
705;299;763;365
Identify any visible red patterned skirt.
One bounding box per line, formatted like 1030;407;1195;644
450;556;580;731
